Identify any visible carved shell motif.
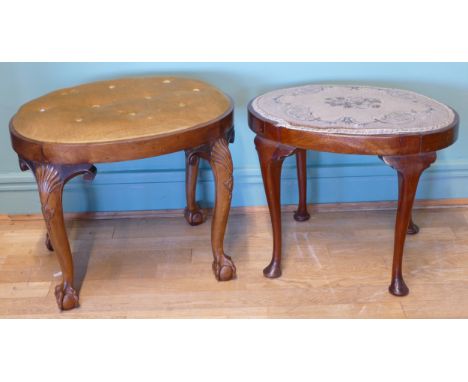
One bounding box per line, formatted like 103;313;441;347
210;137;233;193
35;164;62;219
36;164;61;195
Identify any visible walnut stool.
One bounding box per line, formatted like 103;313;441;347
10;77;236;310
249;84;458;296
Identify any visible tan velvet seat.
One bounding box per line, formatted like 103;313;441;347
11;76;231;144
9;76;237;311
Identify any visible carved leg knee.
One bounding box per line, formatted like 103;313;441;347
201;137;237;281
20;158;96;310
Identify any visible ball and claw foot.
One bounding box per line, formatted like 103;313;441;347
45;233;54;251
293;210;310;222
184;205;206;226
212;254;236;281
389;277;409;297
263;261;282;278
54;283;79;311
407;221;420;235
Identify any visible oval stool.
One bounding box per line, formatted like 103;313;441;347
10;76;236;310
249;84;458;296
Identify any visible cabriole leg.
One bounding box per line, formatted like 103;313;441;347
294;149;310;222
205;137;236;281
255;136;296;278
407;218;420;235
45;233;54;251
381;152;436;296
184;151;206;226
398;175;420;235
19;158;96;310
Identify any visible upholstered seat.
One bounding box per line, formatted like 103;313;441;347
11;77;231;144
251;84;456;135
10;76;236;311
249;83;459;297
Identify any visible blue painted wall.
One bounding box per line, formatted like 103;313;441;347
1;63;467;214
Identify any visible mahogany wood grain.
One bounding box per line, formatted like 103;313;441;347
19;158;97;310
45;232;54;251
380;153;437;296
185;137;236;281
294;149;310;222
249;100;458;296
255;135;297;278
184;151;206;226
249;102;458;156
10;110;233;164
10;87;236;311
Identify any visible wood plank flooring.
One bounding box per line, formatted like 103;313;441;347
1;205;467;318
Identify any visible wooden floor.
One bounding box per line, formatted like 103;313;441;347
1;204;468;318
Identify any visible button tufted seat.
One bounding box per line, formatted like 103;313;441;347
12;77;231;144
251;84;456;136
9;76;237;311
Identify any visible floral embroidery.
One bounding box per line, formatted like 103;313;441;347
378;112;415;124
252;84;455;135
337;116;357;124
285;104;316;121
325;96;381;109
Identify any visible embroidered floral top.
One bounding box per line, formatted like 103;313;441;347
251;85;455;135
